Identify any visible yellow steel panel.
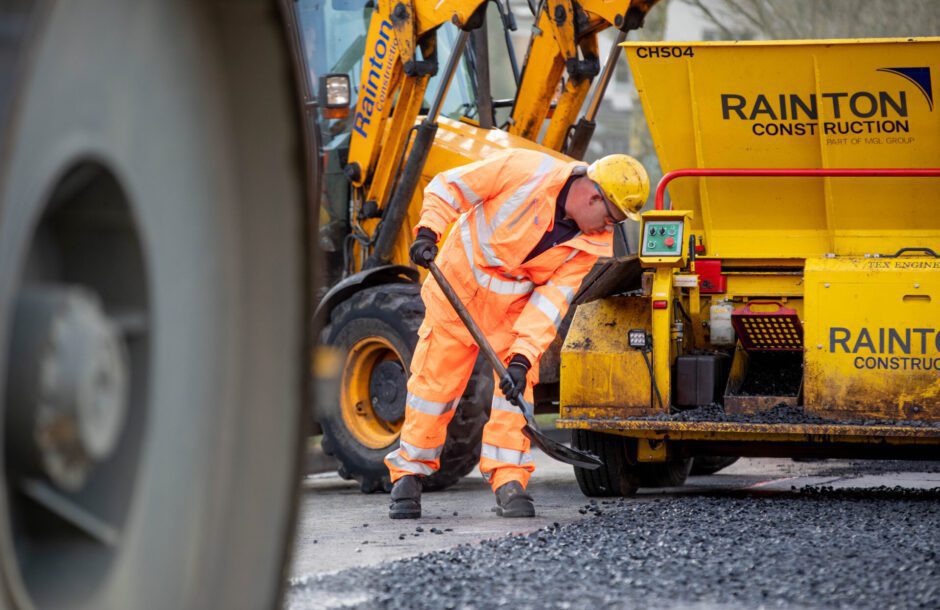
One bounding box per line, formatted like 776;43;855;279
804;256;940;420
560;297;656;416
721;273;805;299
622;38;940;259
650;268;672;406
636;438;668;462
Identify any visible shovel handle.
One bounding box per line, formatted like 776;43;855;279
427;261;603;470
427;262;535;420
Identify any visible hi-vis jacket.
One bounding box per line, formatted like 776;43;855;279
418;148;613;367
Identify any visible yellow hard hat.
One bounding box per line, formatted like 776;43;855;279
586;154;650;222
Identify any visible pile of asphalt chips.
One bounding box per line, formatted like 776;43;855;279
295;485;940;610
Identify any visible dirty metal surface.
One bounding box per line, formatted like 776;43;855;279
572;254;643;305
724;393;800;415
556;417;940;444
803;256;940;421
561;297;656;413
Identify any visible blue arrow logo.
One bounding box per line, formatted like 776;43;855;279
877;67;933;110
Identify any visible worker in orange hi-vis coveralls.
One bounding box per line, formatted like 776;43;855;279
385;149;649;519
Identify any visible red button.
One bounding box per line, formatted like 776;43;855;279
664;237;675;247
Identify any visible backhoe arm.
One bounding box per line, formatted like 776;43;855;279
343;0;488;270
345;0;486;196
509;0;659;153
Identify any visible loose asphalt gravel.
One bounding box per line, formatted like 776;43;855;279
291;483;940;610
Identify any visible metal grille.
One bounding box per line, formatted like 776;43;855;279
731;302;803;352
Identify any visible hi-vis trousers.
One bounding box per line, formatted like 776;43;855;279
384;288;536;492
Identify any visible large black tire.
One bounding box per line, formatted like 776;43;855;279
637;458;693;488
572;430;640;497
0;2;304;608
691;456;740;475
319;284;491;493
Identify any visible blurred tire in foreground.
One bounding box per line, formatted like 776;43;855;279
0;1;307;608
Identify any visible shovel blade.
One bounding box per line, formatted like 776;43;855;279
522;425;603;470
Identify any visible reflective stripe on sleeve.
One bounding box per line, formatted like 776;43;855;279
425;175;461;211
439;167;483;206
546;280;575;304
453;176;482;206
406;393;455;416
385;449;436;476
529;291;562;329
400;440;444;461
481;443;533;466
491;395;522;414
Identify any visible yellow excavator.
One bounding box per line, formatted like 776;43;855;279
298;0;661;493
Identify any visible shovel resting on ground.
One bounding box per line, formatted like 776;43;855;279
426;261;602;470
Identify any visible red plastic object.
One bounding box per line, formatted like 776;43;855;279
653;300;668;309
731;301;803;352
696;259;725;294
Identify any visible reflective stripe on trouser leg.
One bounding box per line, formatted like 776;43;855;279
385;312;479;483
385;410;455;480
479;375;535;491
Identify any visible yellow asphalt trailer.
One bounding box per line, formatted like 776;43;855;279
559;38;940;475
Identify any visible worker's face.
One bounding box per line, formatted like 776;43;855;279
567;180;621;235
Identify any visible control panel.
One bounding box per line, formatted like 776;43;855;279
641;220;684;256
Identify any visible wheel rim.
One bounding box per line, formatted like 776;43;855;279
340;337;405;449
2;161;150;606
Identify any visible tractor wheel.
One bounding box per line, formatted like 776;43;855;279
691;456;740;475
0;1;305;609
637;458;693;488
319;284;491;493
572;430;640;497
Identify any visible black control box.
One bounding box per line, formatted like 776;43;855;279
674;354;729;407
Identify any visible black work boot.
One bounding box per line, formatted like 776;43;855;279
389;475;422;519
495;481;535;518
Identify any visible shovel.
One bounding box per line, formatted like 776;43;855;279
426;261;602;470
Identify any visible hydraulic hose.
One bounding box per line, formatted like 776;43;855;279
640;348;665;412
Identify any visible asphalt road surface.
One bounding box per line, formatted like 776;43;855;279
288;452;940;609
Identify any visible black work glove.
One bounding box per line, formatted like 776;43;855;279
409;227;439;268
499;355;530;407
